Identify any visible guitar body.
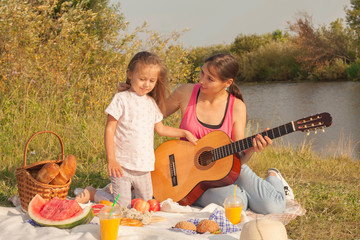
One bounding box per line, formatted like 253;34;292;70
151;112;332;206
151;130;241;206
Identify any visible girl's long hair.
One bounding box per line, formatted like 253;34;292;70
126;51;169;114
205;53;244;102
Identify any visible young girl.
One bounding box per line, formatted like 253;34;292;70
76;51;197;207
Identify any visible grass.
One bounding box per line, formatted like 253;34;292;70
1;138;359;239
247;144;360;239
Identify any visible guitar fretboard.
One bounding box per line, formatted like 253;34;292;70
211;122;295;161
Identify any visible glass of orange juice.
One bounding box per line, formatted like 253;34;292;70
98;206;121;240
223;195;243;225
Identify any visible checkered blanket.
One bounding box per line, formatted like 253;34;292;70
170;208;241;235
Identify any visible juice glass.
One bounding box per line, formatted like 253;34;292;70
98;206;121;240
223;195;243;225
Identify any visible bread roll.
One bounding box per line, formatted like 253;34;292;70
50;155;76;185
196;219;220;234
174;221;196;231
36;162;60;184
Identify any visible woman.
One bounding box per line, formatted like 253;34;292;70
161;53;293;214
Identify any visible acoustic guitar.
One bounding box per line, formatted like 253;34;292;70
151;112;332;206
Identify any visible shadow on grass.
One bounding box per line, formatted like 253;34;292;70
0;166;18;207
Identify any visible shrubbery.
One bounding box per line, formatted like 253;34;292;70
0;0;191;168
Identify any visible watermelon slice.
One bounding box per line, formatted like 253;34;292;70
91;204;106;216
28;194;94;229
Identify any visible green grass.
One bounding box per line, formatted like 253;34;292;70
247;144;360;240
1;140;359;239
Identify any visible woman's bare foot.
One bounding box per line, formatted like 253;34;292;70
75;186;97;204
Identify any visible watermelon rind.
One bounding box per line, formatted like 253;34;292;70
28;194;94;229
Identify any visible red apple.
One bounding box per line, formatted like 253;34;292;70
147;199;160;212
132;199;150;213
131;198;142;208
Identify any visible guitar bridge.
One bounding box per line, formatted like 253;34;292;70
169;154;178;186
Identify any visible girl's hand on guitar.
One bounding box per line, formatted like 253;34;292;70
251;128;273;153
118;82;131;92
184;131;198;145
108;159;123;178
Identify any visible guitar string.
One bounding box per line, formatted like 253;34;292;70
198;123;295;166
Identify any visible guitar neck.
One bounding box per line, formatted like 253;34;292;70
212;122;295;160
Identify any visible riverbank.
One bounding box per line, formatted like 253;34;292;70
0;145;359;239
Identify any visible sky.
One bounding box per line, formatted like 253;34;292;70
110;0;351;48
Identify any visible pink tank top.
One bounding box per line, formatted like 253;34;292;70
179;84;235;140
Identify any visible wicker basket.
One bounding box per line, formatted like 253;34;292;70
15;131;71;212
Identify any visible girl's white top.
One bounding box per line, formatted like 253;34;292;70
105;90;163;171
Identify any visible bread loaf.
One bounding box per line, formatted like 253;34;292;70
36;162;60;184
196;219;220;234
50;155;77;185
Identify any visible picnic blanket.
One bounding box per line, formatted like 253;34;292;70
0;195;305;240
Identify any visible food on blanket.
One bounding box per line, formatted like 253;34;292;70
196;219;220;234
100;200;115;206
150;216;166;223
28;194;94;229
132;199;150;213
91;204;106;216
147;199;160;212
120;218;143;227
131;198;142;208
35;162;60;184
174;221;196;231
117;204;152;224
50;155;77;185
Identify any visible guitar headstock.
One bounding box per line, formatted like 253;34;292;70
294;112;332;134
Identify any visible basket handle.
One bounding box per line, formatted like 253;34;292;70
23;131;65;167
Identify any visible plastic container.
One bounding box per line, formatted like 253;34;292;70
98;206;121;240
223;195;243;225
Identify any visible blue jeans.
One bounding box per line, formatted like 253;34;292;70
194;164;286;214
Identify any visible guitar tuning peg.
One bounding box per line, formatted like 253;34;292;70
314;130;317;134
306;131;310;136
321;128;325;133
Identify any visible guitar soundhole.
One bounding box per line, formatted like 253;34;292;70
198;151;213;166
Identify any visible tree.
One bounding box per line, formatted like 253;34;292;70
345;0;360;58
230;33;272;56
289;15;353;72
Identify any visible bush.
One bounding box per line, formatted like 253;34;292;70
0;0;192;170
346;61;360;80
237;41;301;82
309;59;348;81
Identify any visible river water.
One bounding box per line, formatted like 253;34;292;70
239;81;360;160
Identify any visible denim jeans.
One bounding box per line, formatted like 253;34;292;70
194;164;286;214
